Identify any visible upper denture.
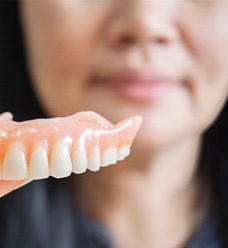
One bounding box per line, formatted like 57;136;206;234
0;111;142;181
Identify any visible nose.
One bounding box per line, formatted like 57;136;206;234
105;2;178;49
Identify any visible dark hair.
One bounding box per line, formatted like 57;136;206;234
0;1;228;247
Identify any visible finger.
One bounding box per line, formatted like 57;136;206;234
0;179;32;198
0;112;13;120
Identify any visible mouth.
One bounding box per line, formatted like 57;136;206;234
93;71;182;102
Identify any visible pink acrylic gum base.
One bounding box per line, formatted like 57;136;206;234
0;111;142;198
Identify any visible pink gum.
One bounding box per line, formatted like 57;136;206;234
0;112;142;163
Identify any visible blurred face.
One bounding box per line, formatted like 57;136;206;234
20;0;228;150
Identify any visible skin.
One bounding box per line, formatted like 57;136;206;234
15;0;228;247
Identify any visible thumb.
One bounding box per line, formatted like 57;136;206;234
0;179;32;198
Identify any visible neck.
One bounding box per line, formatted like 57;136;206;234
73;135;211;247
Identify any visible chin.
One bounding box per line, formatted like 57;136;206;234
131;128;168;152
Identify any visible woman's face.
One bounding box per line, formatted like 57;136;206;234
20;0;228;150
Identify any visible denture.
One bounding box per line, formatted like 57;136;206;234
0;111;142;196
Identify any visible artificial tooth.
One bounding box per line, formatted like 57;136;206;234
101;148;118;167
50;143;72;178
72;144;87;174
87;145;101;172
118;146;131;161
2;147;28;180
29;146;49;180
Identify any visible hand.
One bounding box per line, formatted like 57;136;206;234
0;179;32;198
0;112;27;197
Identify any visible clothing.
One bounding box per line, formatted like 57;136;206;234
188;213;223;248
74;209;223;248
74;209;114;248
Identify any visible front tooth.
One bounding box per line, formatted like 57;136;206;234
118;145;131;161
87;145;100;172
72;144;87;174
29;146;49;180
101;148;118;167
50;143;72;178
2;147;28;180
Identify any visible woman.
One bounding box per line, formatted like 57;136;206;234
0;1;228;247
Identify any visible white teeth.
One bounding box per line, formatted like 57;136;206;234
2;147;28;180
87;145;101;172
72;144;87;174
0;143;131;180
118;145;130;161
29;146;49;180
101;148;118;167
50;143;72;179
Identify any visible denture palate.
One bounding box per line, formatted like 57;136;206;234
0;111;142;180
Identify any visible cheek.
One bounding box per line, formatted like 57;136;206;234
197;46;228;131
37;35;91;82
27;34;91;116
26;19;94;84
22;1;111;83
179;10;228;132
193;80;228;135
189;48;228;134
21;2;109;116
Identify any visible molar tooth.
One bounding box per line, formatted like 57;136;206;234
50;143;72;178
118;145;131;161
2;147;28;180
72;144;87;174
29;146;49;180
101;148;118;167
87;145;100;172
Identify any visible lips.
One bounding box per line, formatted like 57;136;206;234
93;71;180;102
